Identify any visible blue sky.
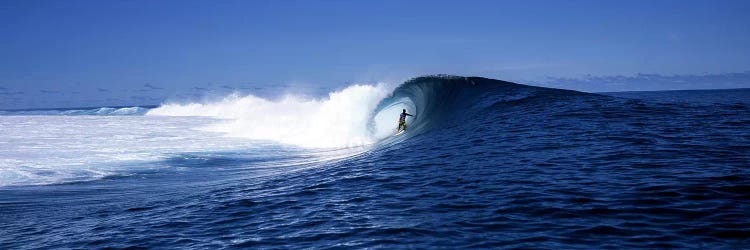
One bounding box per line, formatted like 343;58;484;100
1;0;749;109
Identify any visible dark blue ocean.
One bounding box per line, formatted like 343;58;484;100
1;76;749;249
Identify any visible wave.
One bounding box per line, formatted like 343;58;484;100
148;75;585;148
0;75;595;186
370;75;566;139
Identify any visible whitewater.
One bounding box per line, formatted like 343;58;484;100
146;84;397;148
1;76;749;248
0;82;405;186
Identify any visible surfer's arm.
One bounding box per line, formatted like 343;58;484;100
407;113;413;116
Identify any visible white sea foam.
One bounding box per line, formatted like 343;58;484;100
0;115;260;187
0;83;412;186
147;84;402;148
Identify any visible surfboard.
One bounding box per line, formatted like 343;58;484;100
395;130;405;136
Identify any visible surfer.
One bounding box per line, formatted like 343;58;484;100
397;109;413;133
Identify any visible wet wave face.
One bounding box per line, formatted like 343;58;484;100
1;76;749;248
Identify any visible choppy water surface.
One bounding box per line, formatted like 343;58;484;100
1;77;748;248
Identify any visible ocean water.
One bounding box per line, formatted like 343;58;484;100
1;76;749;249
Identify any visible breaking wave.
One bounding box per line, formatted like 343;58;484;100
146;75;580;148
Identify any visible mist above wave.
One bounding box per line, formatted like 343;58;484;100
147;84;397;148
